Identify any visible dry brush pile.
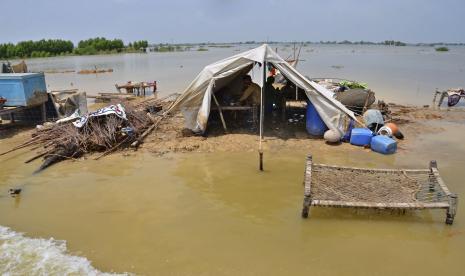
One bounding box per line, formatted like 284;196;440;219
1;94;178;172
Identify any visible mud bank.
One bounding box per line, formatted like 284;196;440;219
139;104;465;155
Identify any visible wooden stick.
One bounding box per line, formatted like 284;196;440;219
24;149;53;164
304;155;313;196
313;163;429;174
130;114;166;148
310;199;450;209
211;93;228;133
94;136;129;160
0;140;40;156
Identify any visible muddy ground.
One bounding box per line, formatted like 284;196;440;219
139;103;465;155
2;103;464;158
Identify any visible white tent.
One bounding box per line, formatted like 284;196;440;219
169;44;360;135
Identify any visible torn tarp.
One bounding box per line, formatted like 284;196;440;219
72;104;127;128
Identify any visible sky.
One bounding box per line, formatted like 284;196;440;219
1;0;464;44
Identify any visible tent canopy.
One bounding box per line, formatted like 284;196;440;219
169;44;360;134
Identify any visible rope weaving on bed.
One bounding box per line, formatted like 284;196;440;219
311;165;449;204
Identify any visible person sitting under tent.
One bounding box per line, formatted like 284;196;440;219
239;75;261;106
216;74;244;105
264;76;277;115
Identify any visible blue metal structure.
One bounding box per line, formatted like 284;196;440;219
0;73;47;106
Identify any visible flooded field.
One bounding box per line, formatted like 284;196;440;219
21;44;465;105
1;119;464;275
2;44;465;275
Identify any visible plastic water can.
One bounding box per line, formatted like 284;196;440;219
371;135;397;154
350;128;373;146
306;100;328;136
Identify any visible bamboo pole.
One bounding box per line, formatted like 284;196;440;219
130;114;166;148
94;136;130;160
258;60;266;171
24;149;53;164
0;139;40;156
211;92;228;133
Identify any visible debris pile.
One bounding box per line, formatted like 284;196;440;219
0;94;177;172
77;68;114;74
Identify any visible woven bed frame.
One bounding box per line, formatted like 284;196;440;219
301;155;458;224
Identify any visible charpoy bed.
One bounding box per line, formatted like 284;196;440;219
301;155;458;224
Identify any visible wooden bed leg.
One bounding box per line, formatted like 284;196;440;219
302;154;313;218
438;92;447;108
432;90;438;106
302;196;311;218
429;160;437;192
446;194;458;225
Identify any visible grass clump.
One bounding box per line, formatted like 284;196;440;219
435;47;449;52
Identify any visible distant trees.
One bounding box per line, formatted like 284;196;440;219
131;40;148;50
0;37;155;58
74;37;124;55
383;40;406;46
0;39;74;58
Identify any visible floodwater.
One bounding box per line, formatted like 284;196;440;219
1;45;465;275
22;44;465;105
1;120;465;275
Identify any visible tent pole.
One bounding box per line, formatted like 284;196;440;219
212;92;228;133
259;60;266;171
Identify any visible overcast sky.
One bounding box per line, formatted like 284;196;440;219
1;0;464;44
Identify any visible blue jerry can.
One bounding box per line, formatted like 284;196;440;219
371;135;397;154
350;128;373;146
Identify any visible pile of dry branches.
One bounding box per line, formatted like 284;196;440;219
1;94;178;172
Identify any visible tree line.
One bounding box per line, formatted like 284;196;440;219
0;39;74;58
0;38;149;59
128;40;148;50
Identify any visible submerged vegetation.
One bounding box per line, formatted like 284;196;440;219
151;44;186;52
208;44;233;48
435;46;449;52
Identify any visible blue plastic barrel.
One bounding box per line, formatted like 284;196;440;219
371;135;397;154
306;100;328;136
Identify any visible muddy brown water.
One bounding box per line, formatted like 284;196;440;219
0;120;464;275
